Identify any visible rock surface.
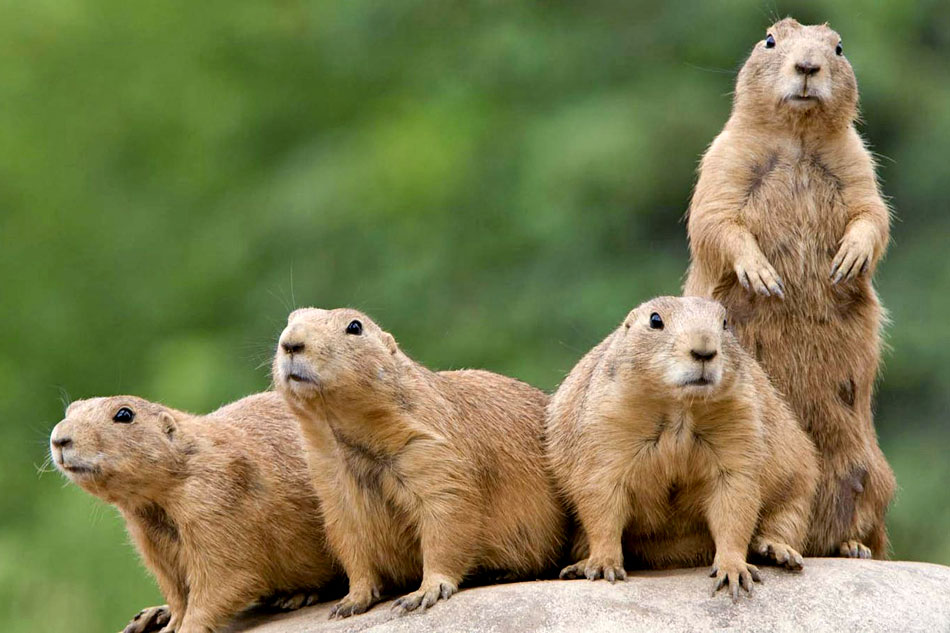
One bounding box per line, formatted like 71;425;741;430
227;559;950;633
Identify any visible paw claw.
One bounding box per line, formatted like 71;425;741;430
735;255;784;299
330;586;379;619
265;589;321;612
831;236;873;284
603;566;626;583
710;556;761;600
394;578;458;614
562;556;625;583
122;605;172;633
585;557;625;583
749;564;762;583
839;540;872;559
755;539;803;571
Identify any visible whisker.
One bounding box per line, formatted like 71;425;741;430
35;455;57;476
267;288;293;316
290;264;297;311
684;62;737;76
57;386;73;414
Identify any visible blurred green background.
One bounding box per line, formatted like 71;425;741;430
1;0;948;630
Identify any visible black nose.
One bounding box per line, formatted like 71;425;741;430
795;61;821;76
281;341;304;354
52;436;72;449
691;349;718;362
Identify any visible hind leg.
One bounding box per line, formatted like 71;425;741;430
838;539;872;559
752;538;804;570
812;461;891;559
122;605;170;633
806;458;871;557
805;411;893;558
263;589;323;611
862;518;890;560
751;504;807;571
834;336;895;559
845;444;896;559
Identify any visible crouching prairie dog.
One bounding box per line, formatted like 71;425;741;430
546;297;818;598
49;392;340;633
683;18;896;558
273;308;566;617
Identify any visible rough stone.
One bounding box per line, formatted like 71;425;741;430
227;559;950;633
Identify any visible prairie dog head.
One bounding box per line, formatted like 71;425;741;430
50;396;183;503
274;308;402;407
610;296;742;402
736;18;857;129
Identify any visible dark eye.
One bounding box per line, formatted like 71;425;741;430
835;42;843;56
649;313;664;330
113;407;134;423
345;319;363;335
765;34;775;49
723;319;728;330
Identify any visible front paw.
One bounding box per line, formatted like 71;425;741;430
710;554;761;600
734;254;785;298
122;605;171;633
392;575;458;613
559;556;626;583
329;584;381;619
830;235;874;283
839;540;872;559
752;538;804;571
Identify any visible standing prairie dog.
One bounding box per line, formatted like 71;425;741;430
683;18;895;558
50;393;340;633
273;308;566;617
546;297;818;598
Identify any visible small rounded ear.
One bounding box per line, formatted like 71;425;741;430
159;411;177;439
382;332;398;355
623;308;639;330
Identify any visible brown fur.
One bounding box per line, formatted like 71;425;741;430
49;393;340;633
273;308;566;618
683;18;896;558
546;297;818;598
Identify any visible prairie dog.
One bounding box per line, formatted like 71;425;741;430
50;393;339;633
546;296;818;598
273;308;566;617
683;17;895;558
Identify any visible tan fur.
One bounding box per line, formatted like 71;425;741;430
49;392;340;633
546;297;818;598
683;18;896;558
273;308;566;617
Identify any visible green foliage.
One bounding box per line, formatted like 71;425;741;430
1;1;947;631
